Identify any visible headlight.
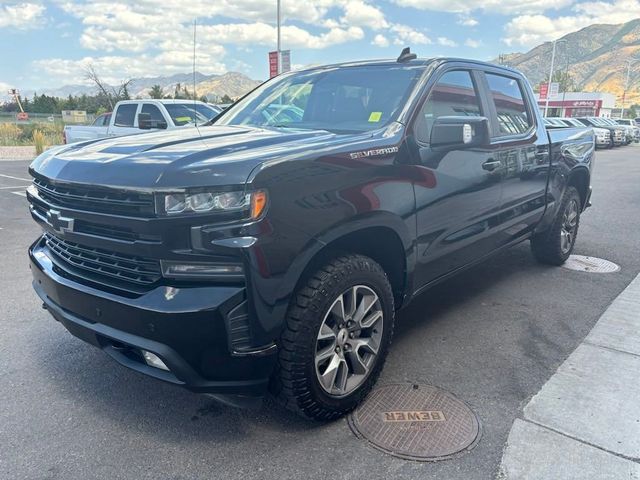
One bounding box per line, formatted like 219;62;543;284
160;190;267;218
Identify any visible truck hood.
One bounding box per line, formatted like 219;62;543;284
30;125;374;189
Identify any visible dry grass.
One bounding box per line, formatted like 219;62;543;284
0;122;64;147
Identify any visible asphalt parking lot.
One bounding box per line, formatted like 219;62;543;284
1;147;639;480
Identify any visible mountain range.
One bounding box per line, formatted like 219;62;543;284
500;18;640;106
29;71;261;102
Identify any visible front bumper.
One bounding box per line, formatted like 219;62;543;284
30;239;277;398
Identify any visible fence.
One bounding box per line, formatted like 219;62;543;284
0;112;97;125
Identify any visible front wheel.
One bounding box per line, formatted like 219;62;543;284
270;254;395;420
531;186;581;265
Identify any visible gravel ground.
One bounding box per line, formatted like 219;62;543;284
0;146;36;160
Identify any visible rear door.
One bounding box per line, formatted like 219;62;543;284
108;103;141;137
479;69;549;243
413;68;504;287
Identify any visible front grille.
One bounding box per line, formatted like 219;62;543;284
44;234;162;286
34;177;155;217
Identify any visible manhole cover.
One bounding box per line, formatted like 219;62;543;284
348;384;480;461
562;255;620;273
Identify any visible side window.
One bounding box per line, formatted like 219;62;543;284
113;104;137;127
485;73;531;136
92;114;105;126
417;70;482;143
141;104;165;126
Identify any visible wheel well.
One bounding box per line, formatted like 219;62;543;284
568;168;590;209
297;227;407;309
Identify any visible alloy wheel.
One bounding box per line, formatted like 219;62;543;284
314;285;383;398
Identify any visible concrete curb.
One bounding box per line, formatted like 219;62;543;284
498;273;640;479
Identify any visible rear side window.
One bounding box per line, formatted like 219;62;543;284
417;70;482;143
141;104;165;124
114;104;137;127
485;73;531;136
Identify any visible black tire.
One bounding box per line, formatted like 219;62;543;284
270;254;395;421
531;186;581;265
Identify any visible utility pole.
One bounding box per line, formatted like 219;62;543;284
277;0;281;74
544;40;558;117
620;60;632;118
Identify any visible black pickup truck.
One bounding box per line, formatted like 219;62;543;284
27;52;594;420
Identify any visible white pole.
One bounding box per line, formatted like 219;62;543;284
277;0;281;74
544;40;557;117
621;60;631;118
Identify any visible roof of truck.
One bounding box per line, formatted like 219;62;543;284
293;57;523;77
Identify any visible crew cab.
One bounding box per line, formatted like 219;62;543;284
27;52;594;420
63;99;221;144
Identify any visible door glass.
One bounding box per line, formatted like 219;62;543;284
485;73;531;135
113;104;137;127
417;70;482;143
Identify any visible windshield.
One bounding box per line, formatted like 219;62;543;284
616;119;631;125
216;65;424;133
165;103;219;126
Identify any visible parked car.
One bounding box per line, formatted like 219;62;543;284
598;118;633;144
63;100;221;144
614;118;640;142
575;117;625;147
27;53;594;420
556;117;611;149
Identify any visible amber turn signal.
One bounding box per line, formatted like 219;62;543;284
251;190;268;219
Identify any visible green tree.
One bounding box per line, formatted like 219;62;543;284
149;84;165;99
220;94;233;103
551;70;576;92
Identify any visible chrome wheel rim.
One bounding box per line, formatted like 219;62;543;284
561;199;579;254
314;285;383;398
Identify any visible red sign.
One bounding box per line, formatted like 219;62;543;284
269;51;279;78
539;82;549;100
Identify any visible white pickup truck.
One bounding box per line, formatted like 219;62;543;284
63;99;222;144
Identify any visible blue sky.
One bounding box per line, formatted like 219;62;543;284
1;0;639;97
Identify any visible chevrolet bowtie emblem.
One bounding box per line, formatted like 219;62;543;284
46;209;74;234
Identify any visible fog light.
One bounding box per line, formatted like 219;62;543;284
142;350;169;371
161;261;244;279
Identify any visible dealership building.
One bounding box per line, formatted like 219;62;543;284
534;92;617;118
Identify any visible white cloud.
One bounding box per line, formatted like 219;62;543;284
341;0;388;29
32;53;227;86
503;0;640;47
457;14;478;26
437;36;458;47
0;2;46;29
390;24;431;45
392;0;572;15
464;38;482;48
372;33;390;47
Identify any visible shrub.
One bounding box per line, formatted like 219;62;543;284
0;123;22;145
33;129;45;155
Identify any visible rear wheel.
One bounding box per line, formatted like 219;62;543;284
531;186;581;265
271;254;394;421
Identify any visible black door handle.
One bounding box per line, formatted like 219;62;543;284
482;159;501;172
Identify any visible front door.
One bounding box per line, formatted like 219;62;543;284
412;69;503;288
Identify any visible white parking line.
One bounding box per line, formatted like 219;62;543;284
0;173;31;182
11;191;27;197
0;184;30;189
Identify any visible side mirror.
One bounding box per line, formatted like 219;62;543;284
430;116;490;150
138;113;167;130
138;113;152;129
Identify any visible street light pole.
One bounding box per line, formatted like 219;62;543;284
544;40;558;117
276;0;281;74
621;60;632;118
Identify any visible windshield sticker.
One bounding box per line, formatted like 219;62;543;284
368;112;383;122
349;146;399;159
